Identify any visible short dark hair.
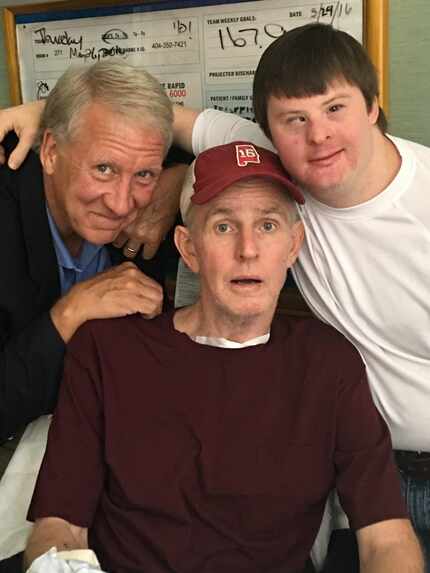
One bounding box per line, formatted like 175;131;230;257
253;23;387;138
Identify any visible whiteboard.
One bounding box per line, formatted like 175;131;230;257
12;0;364;115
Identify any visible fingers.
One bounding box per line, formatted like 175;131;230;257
139;295;163;319
142;239;161;261
0;114;14;145
122;236;163;261
114;239;158;260
0;100;44;169
123;242;141;259
0;135;35;170
112;229;143;260
83;263;163;320
112;265;163;317
51;263;164;342
118;192;176;261
111;231;128;249
8;130;38;170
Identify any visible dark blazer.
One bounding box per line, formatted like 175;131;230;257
0;134;172;441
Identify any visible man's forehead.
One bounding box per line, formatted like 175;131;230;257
71;101;159;140
201;180;291;217
65;108;164;159
269;78;356;106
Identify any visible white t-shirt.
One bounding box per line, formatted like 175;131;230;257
192;109;430;451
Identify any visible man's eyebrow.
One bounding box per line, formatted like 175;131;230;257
323;93;351;105
136;165;162;175
282;93;351;115
203;207;235;223
203;204;288;224
259;205;288;215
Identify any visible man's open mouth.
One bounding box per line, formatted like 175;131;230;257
231;278;262;285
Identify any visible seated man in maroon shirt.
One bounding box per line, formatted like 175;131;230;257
24;142;422;573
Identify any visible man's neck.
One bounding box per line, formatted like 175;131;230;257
174;301;274;343
354;131;402;205
44;177;83;257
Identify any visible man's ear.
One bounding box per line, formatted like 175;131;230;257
174;225;200;274
39;130;59;175
286;220;304;267
369;96;380;126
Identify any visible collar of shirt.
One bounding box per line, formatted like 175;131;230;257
190;332;270;348
46;203;111;295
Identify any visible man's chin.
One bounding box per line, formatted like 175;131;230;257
224;302;275;323
81;228;121;246
304;178;348;202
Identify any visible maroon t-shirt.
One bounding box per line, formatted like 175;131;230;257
29;311;406;573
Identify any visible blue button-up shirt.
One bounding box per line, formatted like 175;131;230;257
46;205;112;295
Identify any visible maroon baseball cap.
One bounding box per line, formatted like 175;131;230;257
191;141;304;206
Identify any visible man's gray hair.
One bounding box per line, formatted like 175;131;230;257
36;59;173;152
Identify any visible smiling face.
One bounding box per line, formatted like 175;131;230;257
41;101;165;251
267;79;380;207
176;179;303;330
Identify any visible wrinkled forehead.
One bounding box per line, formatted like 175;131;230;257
68;101;168;148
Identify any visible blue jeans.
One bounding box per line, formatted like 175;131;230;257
399;472;430;572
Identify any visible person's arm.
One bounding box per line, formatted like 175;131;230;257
172;104;200;153
0;99;269;169
49;261;163;343
0;100;199;168
27;324;107;566
112;163;188;260
357;519;423;572
331;337;420;570
24;517;88;570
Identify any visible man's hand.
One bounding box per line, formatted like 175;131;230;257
113;163;188;260
50;262;163;343
0;100;45;169
24;516;88;570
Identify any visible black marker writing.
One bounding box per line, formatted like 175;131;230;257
101;28;128;44
34;27;83;50
69;44;126;62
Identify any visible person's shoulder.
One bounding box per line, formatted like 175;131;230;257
275;315;363;368
197;108;275;151
66;313;177;382
389;133;430;159
69;312;173;354
278;313;344;339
